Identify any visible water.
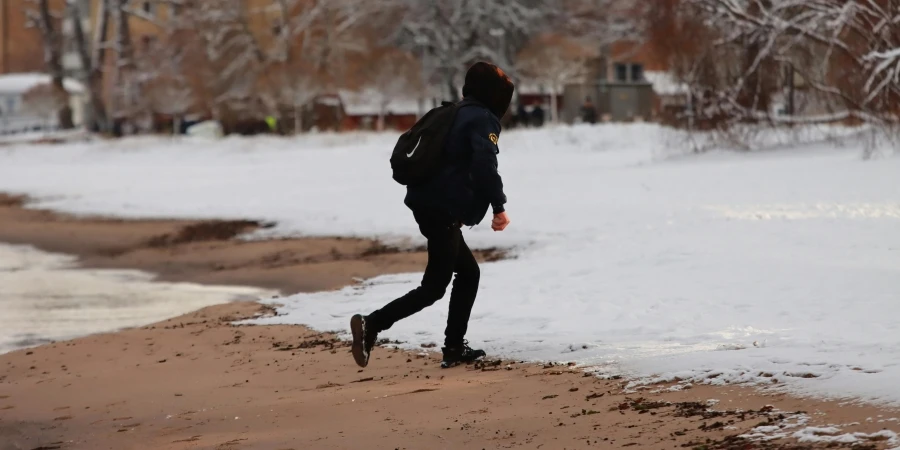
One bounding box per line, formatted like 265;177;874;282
0;244;275;354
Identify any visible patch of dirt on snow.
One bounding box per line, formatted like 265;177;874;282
146;220;265;247
0;194;25;207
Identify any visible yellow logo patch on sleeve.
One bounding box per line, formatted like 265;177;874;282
488;133;499;145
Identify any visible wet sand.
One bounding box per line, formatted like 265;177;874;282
1;194;898;449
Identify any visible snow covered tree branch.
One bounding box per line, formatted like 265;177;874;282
677;0;900;125
378;0;558;99
560;0;648;47
374;0;642;100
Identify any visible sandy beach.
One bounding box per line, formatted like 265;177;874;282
1;195;899;450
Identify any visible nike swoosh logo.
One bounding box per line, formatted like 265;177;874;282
406;136;422;157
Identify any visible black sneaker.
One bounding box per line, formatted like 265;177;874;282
350;314;378;368
440;340;486;368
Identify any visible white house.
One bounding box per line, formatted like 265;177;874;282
0;73;87;134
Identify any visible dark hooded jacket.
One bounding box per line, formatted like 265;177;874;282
404;62;514;227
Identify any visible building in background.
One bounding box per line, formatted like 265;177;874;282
0;0;89;76
559;39;669;123
0;72;87;133
0;1;90;135
338;89;421;132
0;0;49;74
554;6;698;125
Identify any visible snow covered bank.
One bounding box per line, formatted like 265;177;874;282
1;124;898;405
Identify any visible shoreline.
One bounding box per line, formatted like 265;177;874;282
0;194;459;295
1;194;899;449
0;242;275;355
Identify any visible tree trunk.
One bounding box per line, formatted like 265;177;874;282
69;0;108;132
736;0;776;117
294;103;303;134
550;85;559;123
111;0;135;120
35;0;74;129
173;115;182;136
91;0;109;70
318;7;333;79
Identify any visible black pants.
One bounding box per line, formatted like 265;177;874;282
366;209;480;347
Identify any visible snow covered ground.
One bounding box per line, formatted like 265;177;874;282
0;124;898;406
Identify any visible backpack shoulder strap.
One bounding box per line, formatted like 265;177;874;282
438;99;480;109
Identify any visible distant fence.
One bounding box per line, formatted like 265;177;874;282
0;115;59;135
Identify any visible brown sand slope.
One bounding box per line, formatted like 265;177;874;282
2;303;898;450
1;195;898;449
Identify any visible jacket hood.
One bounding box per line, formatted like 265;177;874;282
461;61;515;119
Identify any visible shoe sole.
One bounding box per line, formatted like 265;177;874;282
350;314;367;368
440;354;485;369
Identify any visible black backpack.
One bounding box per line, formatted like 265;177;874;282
390;100;470;186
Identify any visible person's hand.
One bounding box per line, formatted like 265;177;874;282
492;211;510;232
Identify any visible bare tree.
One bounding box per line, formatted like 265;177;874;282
91;0;110;72
296;0;372;86
561;0;649;48
26;0;75;129
378;0;557;99
679;0;900;124
67;0;108;132
363;50;420;130
168;0;375;129
258;64;323;134
175;0;268;122
374;0;643;101
110;0;140;122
